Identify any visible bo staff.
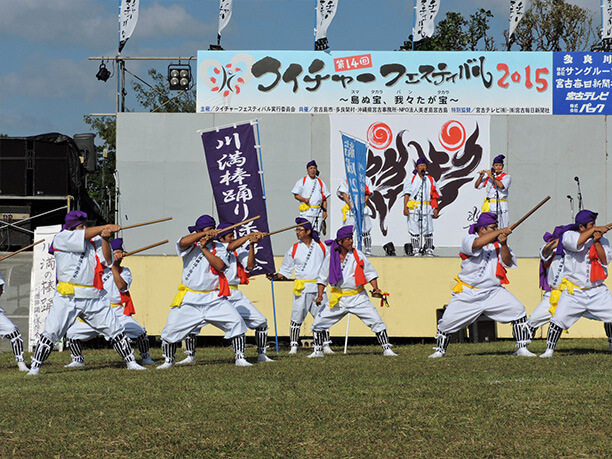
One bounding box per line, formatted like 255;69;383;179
509;196;550;231
212;216;260;235
0;239;45;262
124;240;169;257
264;223;303;237
120;217;173;231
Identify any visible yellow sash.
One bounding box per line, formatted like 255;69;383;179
481;198;507;213
299;203;321;212
406;200;431;209
293;279;316;296
329;286;364;308
341;203;350;222
170;283;215;308
452;277;477;294
56;281;95;296
110;303;121;308
548;277;579;315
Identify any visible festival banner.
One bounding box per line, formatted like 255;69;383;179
553;51;612;115
330;115;490;249
413;0;440;42
200;121;275;275
218;0;233;36
341;133;367;250
197;50;553;115
509;0;526;38
28;225;61;351
119;0;139;53
315;0;339;50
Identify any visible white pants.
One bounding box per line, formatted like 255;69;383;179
343;208;373;234
291;291;328;323
438;286;526;334
312;292;386;334
550;284;612;330
299;207;325;233
527;292;553;330
229;290;267;329
161;293;247;343
66;306;146;340
42;294;124;344
407;207;434;237
485;200;509;228
0;308;18;336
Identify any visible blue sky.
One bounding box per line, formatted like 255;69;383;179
0;0;601;139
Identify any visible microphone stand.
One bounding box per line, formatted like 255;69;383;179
567;195;574;221
574;177;584;211
419;171;426;255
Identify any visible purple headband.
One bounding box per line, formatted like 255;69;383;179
188;215;216;233
295;217;320;242
412;157;429;174
306;160;320;176
468;212;497;234
110;238;124;252
492;154;505;165
539;224;576;291
324;225;354;284
216;222;235;240
575;209;598;226
63;210;87;230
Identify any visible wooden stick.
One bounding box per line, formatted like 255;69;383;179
509;196;550;231
212;216;260;235
0;240;45;262
120;217;173;231
124;240;169;257
265;223;303;237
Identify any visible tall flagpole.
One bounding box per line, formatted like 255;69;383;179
117;1;121;113
411;0;417;50
313;0;317;50
254;119;279;354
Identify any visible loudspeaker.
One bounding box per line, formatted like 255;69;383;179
0;205;31;249
0;139;27;195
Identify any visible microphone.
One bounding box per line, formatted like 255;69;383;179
567;195;573;200
574;176;579;182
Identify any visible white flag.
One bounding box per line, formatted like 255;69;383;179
218;0;233;36
315;0;339;50
412;0;440;42
119;0;139;53
603;0;612;39
509;0;526;38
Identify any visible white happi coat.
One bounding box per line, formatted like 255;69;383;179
292;175;330;231
279;239;329;322
338;177;373;233
437;234;526;334
551;231;612;329
477;172;511;228
402;173;440;236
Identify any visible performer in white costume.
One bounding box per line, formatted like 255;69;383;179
430;212;534;358
64;238;155;367
0;271;29;371
271;217;333;355
475;154;511;228
291;160;330;233
402;157;440;257
28;211;145;375
540;210;612;357
157;214;249;369
338;177;374;255
309;225;397;358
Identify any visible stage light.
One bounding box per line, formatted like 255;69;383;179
209;44;224;51
383;242;396;257
168;64;192;91
96;62;111;82
404;243;413;256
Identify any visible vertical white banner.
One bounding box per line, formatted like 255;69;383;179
218;0;233;36
509;0;526;38
315;0;339;50
412;0;440;42
119;0;140;53
603;0;612;39
330;115;490;249
28;225;60;351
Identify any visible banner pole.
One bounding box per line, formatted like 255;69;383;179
254;120;279;354
344;314;350;354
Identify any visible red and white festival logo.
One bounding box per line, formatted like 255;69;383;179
199;53;255;103
438;120;466;151
367;122;393;150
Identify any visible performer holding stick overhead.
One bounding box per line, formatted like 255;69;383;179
429;205;548;359
28;211;145;375
540;210;612;357
475;155;511;228
309;225;397;358
63;238;156;367
269;217;333;355
157;214;250;369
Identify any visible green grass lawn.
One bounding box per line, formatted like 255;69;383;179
1;339;611;458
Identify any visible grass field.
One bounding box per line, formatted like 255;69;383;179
1;339;611;458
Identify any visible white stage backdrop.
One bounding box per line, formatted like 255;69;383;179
329;115;490;248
